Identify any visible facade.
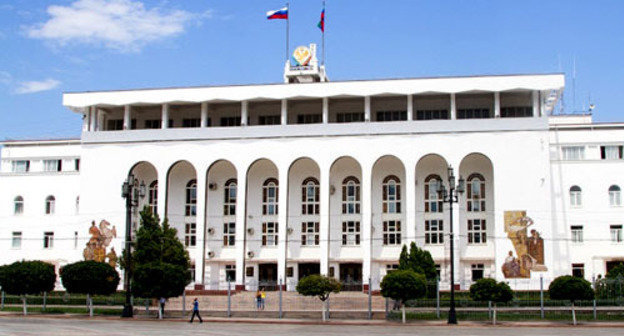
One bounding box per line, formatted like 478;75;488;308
1;70;623;292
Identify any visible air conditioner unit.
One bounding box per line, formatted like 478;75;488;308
207;251;215;258
247;251;254;258
207;228;215;235
287;227;294;235
247;228;254;235
208;182;217;190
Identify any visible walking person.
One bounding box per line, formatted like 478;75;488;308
260;288;266;310
159;297;166;317
255;289;262;310
189;298;203;323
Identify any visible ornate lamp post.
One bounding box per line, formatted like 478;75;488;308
434;165;464;324
121;174;146;318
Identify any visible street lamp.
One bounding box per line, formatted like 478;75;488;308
434;165;464;324
121;174;146;318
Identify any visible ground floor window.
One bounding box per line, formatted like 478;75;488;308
43;232;54;249
342;221;360;246
425;219;444;245
185;223;196;247
12;232;21;249
262;222;278;246
572;263;585;278
383;220;401;245
471;263;484;281
435;264;441;279
223;222;235;246
301;221;319;246
611;225;623;243
225;265;236;282
467;219;487;244
386;264;399;274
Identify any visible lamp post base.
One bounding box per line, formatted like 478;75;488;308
121;304;133;318
447;307;457;324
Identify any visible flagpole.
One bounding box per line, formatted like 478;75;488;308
286;2;290;63
322;1;326;66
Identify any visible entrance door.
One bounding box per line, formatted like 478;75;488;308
258;263;278;290
298;262;320;280
339;263;362;291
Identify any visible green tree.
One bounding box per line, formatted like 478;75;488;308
60;261;120;316
398;242;437;297
124;207;191;319
1;261;56;315
469;278;513;324
380;270;427;324
606;263;624;279
549;275;594;325
296;275;341;321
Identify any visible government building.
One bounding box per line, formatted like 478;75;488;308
1;46;623;292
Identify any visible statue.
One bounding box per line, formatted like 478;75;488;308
106;247;118;268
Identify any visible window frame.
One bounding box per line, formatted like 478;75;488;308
466;173;486;212
425;219;444;245
45;195;56;215
571;225;584;243
223;179;237;216
262;222;279;246
43;232;54;249
467;219;487;244
609;185;621;207
424;174;443;213
301;221;320;246
610;225;623;243
12;232;22;249
341;221;361;246
342;176;361;214
184;222;197;247
223;222;236;246
148;180;158;215
262;178;279;215
569;185;582;207
14;196;24;215
382;175;401;214
301;177;320;215
185;179;197;217
382;220;401;245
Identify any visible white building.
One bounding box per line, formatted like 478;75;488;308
1;57;623;292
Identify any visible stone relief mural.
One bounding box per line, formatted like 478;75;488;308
83;220;118;268
502;211;547;278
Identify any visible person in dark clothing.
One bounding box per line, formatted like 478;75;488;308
189;298;203;323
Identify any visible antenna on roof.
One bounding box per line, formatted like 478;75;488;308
572;56;577;114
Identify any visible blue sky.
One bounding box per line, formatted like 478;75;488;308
0;0;623;140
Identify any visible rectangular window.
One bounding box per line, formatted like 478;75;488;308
383;220;401;245
457;108;491;119
416;109;449;120
12;232;22;249
572;263;585;278
301;222;320;246
471;264;484;281
341;221;361;246
262;222;278;246
182;118;201;128
386;264;399;274
297;114;322;124
185;223;196;247
107;119;124;130
601;145;624;160
225;265;236;282
376;110;407;122
43;232;54;249
501;106;533;118
425;220;444;245
220;117;241;127
571;225;583;243
336;112;365;123
435;264;441;278
74;159;80;171
11;160;30;173
259;115;281;125
223;222;236;246
467;219;487;244
562;146;585;160
144;119;162;129
224;184;237;216
43;159;62;172
611;225;623;243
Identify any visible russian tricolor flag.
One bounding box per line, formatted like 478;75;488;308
267;7;288;20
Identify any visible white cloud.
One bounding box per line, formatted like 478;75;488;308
14;78;61;94
26;0;207;52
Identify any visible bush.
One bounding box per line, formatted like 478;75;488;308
61;261;120;296
1;260;56;315
296;274;341;321
380;270;427;323
469;278;513;324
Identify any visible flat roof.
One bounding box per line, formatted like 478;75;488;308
0;138;81;146
63;73;565;110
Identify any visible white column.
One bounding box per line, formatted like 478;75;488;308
361;163;373;291
494;92;501;118
532;90;540;117
241;101;248;126
89;106;97;131
281;99;288;125
234;166;248;290
161;104;169;129
319;163;330;275
450;94;457;120
195;171;207;286
322;97;329;124
277;166;289;289
82;108;90;132
201;102;209;127
156;168;167;222
123;105;131;130
405;160;416;244
407;95;414;121
364;96;371;122
449;163;461;289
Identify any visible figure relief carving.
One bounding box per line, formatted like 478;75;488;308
83;220;118;268
502;211;547;278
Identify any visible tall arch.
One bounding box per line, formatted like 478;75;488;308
166;160;198;256
128;161;158;228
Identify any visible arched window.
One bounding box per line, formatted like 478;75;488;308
382;175;401;213
224;179;237;215
148;181;158;215
262;178;278;215
14;196;24;215
342;176;360;214
609;185;621;206
569;185;582;207
466;173;486;212
45;196;55;215
301;177;319;215
185;179;197;216
424;174;443;213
